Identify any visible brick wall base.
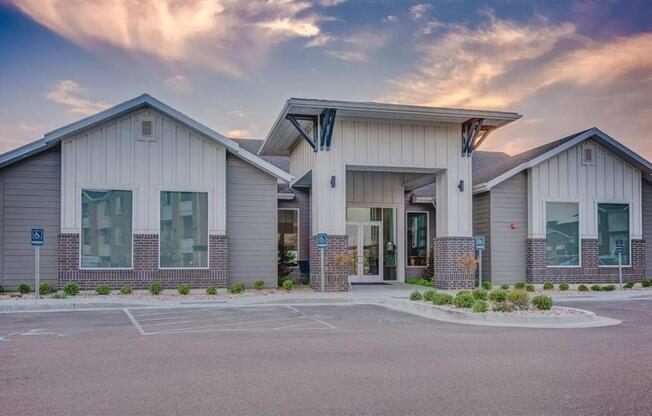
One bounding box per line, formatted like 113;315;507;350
309;235;349;292
433;236;476;290
526;238;646;284
58;233;229;290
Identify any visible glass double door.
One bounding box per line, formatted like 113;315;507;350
346;221;383;282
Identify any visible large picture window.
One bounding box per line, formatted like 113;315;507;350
598;203;630;266
546;202;580;266
278;209;299;266
81;189;133;268
160;191;208;268
406;212;428;267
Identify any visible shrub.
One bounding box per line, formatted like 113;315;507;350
63;282;80;296
624;282;634;289
591;284;602;291
95;284;110;295
558;282;570;291
500;283;510;290
514;282;526;290
148;282;163;295
423;289;436;302
51;292;68;299
229;282;246;294
481;281;491;291
254;280;265;290
432;293;454;305
457;290;471;297
493;301;516;312
508;289;530;310
532;295;553;311
282;279;294;291
525;284;535;292
206;285;217;295
0;284;4;294
301;276;310;285
642;280;651;288
120;285;133;295
577;284;589;292
602;284;616;292
454;292;475;308
472;288;487;301
488;289;509;302
472;299;488;313
177;284;191;295
405;278;434;287
17;283;31;294
39;282;54;295
409;291;423;301
543;282;554;290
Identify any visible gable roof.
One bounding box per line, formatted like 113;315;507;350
0;94;293;182
473;127;652;193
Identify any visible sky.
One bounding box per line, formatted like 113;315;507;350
1;0;651;159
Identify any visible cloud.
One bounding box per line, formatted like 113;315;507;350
9;0;325;78
409;3;431;20
383;15;398;23
163;75;192;93
324;31;390;63
316;0;345;6
305;33;334;47
224;128;252;138
44;80;110;116
385;14;652;158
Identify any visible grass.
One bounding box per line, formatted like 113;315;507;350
405;278;434;287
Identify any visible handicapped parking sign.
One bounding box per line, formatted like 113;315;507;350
317;233;328;249
31;228;44;246
615;240;624;254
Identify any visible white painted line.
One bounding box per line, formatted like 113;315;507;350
158;315;310;333
287;305;336;329
123;308;147;336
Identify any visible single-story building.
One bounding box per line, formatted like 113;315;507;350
0;94;650;291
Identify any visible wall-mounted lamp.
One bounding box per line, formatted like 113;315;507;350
458;180;464;192
330;175;336;188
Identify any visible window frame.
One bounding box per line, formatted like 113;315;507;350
79;188;134;270
405;210;430;268
596;200;632;268
158;189;210;270
278;207;300;266
545;200;582;268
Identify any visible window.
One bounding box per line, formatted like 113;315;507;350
278;209;299;266
406;212;428;267
546;202;580;266
160;191;208;268
81;190;132;268
598;203;630;266
582;147;594;165
141;120;152;136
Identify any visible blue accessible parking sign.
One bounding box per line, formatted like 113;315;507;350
317;233;328;249
31;228;44;246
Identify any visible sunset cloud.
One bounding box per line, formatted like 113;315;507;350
44;80;110;116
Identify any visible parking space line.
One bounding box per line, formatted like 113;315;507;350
123;309;147;335
287;305;337;329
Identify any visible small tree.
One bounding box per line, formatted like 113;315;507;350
278;237;293;279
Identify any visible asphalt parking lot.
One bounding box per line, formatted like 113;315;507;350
2;300;652;416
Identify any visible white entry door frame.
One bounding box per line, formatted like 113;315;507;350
346;221;383;283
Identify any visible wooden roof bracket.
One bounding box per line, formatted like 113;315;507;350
286;113;319;152
461;118;491;157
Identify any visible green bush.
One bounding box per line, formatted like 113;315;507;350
254;280;265;290
642;280;651;288
148;282;163;295
229;282;246;294
432;293;454;305
282;279;294;291
17;283;31;294
558;282;570;291
602;284;616;292
525;284;535;292
405;278;434;287
514;282;526;290
543;282;554;290
423;289;436;302
532;295;553;310
39;282;54;295
301;276;310;285
0;284;4;294
177;284;191;295
492;301;516;312
624;282;634;289
508;289;530;310
591;284;602;291
63;282;80;296
409;290;423;301
488;289;509;302
472;288;487;301
500;283;510;290
481;281;491;291
577;284;589;292
472;299;488;313
95;284;110;295
454;292;476;308
206;285;217;295
120;285;133;295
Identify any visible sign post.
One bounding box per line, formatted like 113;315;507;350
317;233;328;293
475;235;486;288
31;229;44;300
616;240;624;290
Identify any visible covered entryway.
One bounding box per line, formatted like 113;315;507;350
346;221;383;282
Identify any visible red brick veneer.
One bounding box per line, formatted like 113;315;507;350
309;235;349;292
433;236;476;290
